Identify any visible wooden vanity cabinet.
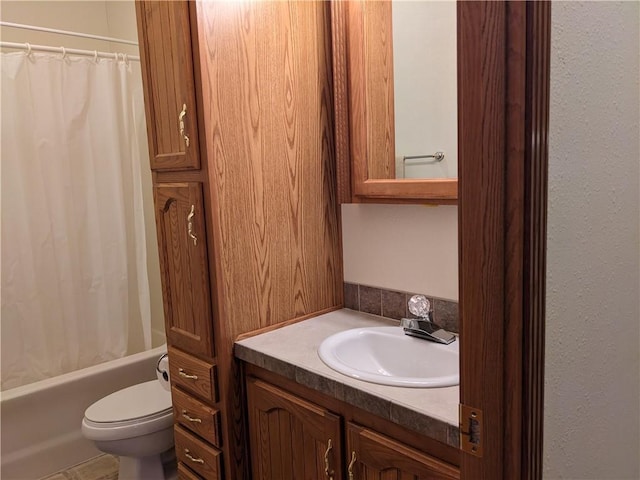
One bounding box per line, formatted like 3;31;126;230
347;423;459;480
247;378;343;480
245;371;460;480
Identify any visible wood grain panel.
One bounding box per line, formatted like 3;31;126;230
521;3;550;479
172;386;221;446
136;1;200;171
246;378;343;480
331;0;352;203
347;423;459;480
458;1;506;478
197;1;340;330
335;1;458;203
169;346;217;403
177;463;203;480
155;183;213;356
363;0;395;180
246;364;461;468
175;425;222;479
192;3;343;477
503;2;526;478
459;2;550;479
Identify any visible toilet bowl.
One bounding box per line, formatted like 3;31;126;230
81;379;174;479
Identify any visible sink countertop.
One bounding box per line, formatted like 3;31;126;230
234;308;459;447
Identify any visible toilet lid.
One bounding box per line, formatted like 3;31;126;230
85;379;172;423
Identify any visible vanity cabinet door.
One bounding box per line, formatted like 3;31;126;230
136;1;200;171
155;182;213;356
247;378;343;480
346;423;460;480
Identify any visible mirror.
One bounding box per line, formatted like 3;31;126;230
333;0;458;203
391;1;457;180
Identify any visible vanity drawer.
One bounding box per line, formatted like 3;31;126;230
169;346;217;403
175;425;222;480
177;462;203;480
172;386;221;446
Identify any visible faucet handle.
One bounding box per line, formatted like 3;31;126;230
408;295;431;318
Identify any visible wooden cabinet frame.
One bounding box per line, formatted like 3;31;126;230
332;1;458;204
244;366;461;479
458;2;550;479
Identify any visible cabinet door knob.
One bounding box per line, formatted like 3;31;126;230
348;451;357;480
323;438;334;479
187;204;198;246
178;368;198;380
184;449;204;464
178;103;190;147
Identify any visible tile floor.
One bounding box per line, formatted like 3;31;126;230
40;455;118;480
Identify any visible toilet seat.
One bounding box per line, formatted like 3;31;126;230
82;380;173;442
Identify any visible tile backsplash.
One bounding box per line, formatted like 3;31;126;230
343;282;459;334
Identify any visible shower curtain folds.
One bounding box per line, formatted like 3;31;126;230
1;51;152;390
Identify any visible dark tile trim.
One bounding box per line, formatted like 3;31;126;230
343;282;459;333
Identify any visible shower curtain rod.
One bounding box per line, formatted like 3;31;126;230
0;41;140;62
0;21;138;46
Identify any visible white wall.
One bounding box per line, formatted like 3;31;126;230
1;1;165;349
1;1;112;50
342;204;458;301
544;2;640;479
392;1;457;179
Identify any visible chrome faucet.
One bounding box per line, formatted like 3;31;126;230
400;295;456;345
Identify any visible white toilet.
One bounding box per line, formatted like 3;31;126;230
81;378;174;479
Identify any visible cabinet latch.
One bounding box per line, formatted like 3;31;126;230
459;404;483;457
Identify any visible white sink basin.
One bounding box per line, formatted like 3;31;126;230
318;326;459;388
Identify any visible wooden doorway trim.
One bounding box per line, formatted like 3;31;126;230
458;2;550;479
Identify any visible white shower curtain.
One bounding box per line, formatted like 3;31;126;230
1;51;152;390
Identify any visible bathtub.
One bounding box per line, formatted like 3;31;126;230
1;345;167;480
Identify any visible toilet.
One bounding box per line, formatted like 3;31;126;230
81;378;174;479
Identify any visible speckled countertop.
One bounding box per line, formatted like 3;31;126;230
234;309;460;447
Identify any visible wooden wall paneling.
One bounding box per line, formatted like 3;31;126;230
459;2;550;479
503;2;526;479
330;0;352;203
196;0;341;333
458;1;506;478
521;3;550;478
193;2;343;477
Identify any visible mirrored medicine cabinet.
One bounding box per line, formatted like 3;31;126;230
333;0;458;204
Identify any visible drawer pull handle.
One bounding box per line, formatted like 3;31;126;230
178;103;190;147
348;451;357;480
187;204;198;246
324;439;334;479
178;368;198;380
181;410;202;423
184;449;204;464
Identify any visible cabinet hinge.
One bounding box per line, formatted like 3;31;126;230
459;403;483;457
